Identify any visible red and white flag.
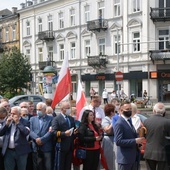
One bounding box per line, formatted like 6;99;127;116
76;80;86;120
51;55;72;109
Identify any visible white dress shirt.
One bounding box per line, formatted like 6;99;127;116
8;123;16;149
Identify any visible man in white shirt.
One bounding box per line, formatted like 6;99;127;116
78;96;105;125
102;89;108;104
131;103;141;132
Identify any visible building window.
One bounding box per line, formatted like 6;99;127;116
98;1;104;18
59;44;64;60
84;5;90;23
114;0;120;17
38;48;43;62
70;42;76;59
5;27;9;41
99;38;105;54
70;8;75;26
26;21;30;36
159;29;169;50
26;49;30;63
12;26;16;40
133;0;140;12
114;35;121;54
48;15;53;31
38;18;42;32
85;40;90;57
59;12;64;29
133;32;140;52
48;46;53;62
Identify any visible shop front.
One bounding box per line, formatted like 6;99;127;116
81;71;148;98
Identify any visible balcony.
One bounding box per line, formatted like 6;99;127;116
150;7;170;22
39;60;56;70
149;49;170;64
87;19;108;32
38;30;55;41
87;54;108;69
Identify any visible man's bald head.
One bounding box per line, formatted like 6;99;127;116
153;102;165;116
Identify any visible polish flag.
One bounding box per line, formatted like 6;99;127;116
76;80;86;120
51;55;72;109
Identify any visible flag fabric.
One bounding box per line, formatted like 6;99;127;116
76;80;86;120
51;55;72;109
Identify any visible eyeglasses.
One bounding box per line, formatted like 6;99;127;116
22;114;28;117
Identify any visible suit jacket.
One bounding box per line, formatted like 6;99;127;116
114;116;137;164
144;114;170;161
0;118;31;156
52;113;75;151
29;115;53;152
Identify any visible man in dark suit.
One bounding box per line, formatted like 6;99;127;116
114;101;144;170
52;100;76;170
144;102;170;170
29;102;53;170
0;106;31;170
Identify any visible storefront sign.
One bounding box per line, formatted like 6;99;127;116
160;72;170;78
96;75;106;80
150;71;170;79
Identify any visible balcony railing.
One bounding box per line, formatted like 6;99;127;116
38;30;55;41
150;49;170;63
150;7;170;22
87;19;108;32
87;54;108;69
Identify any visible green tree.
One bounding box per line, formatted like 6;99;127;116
0;47;32;98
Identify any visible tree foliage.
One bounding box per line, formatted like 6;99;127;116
0;47;32;98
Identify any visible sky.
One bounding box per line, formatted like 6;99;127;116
0;0;24;11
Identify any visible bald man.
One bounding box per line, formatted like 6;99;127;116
144;102;170;170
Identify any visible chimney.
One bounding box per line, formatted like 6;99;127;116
12;7;18;14
20;3;25;9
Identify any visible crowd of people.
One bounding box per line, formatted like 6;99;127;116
0;93;169;170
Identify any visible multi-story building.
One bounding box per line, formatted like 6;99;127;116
0;8;20;54
18;0;170;102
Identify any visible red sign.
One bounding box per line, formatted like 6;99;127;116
115;71;123;81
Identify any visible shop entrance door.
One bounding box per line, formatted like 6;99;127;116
158;80;170;102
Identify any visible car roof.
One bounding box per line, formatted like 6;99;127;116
9;95;45;103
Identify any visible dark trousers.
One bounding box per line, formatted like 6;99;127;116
103;98;108;104
83;149;100;170
58;150;72;170
0;148;4;170
4;149;28;170
145;159;169;170
118;163;137;170
32;151;52;170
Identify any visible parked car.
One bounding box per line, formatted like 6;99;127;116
9;95;46;109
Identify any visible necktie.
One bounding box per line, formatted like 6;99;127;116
65;116;71;128
127;118;136;133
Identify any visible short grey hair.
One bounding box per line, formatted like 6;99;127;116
11;106;21;115
37;102;47;110
153;102;165;115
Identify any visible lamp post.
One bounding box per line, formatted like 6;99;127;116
116;28;120;99
42;65;56;99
